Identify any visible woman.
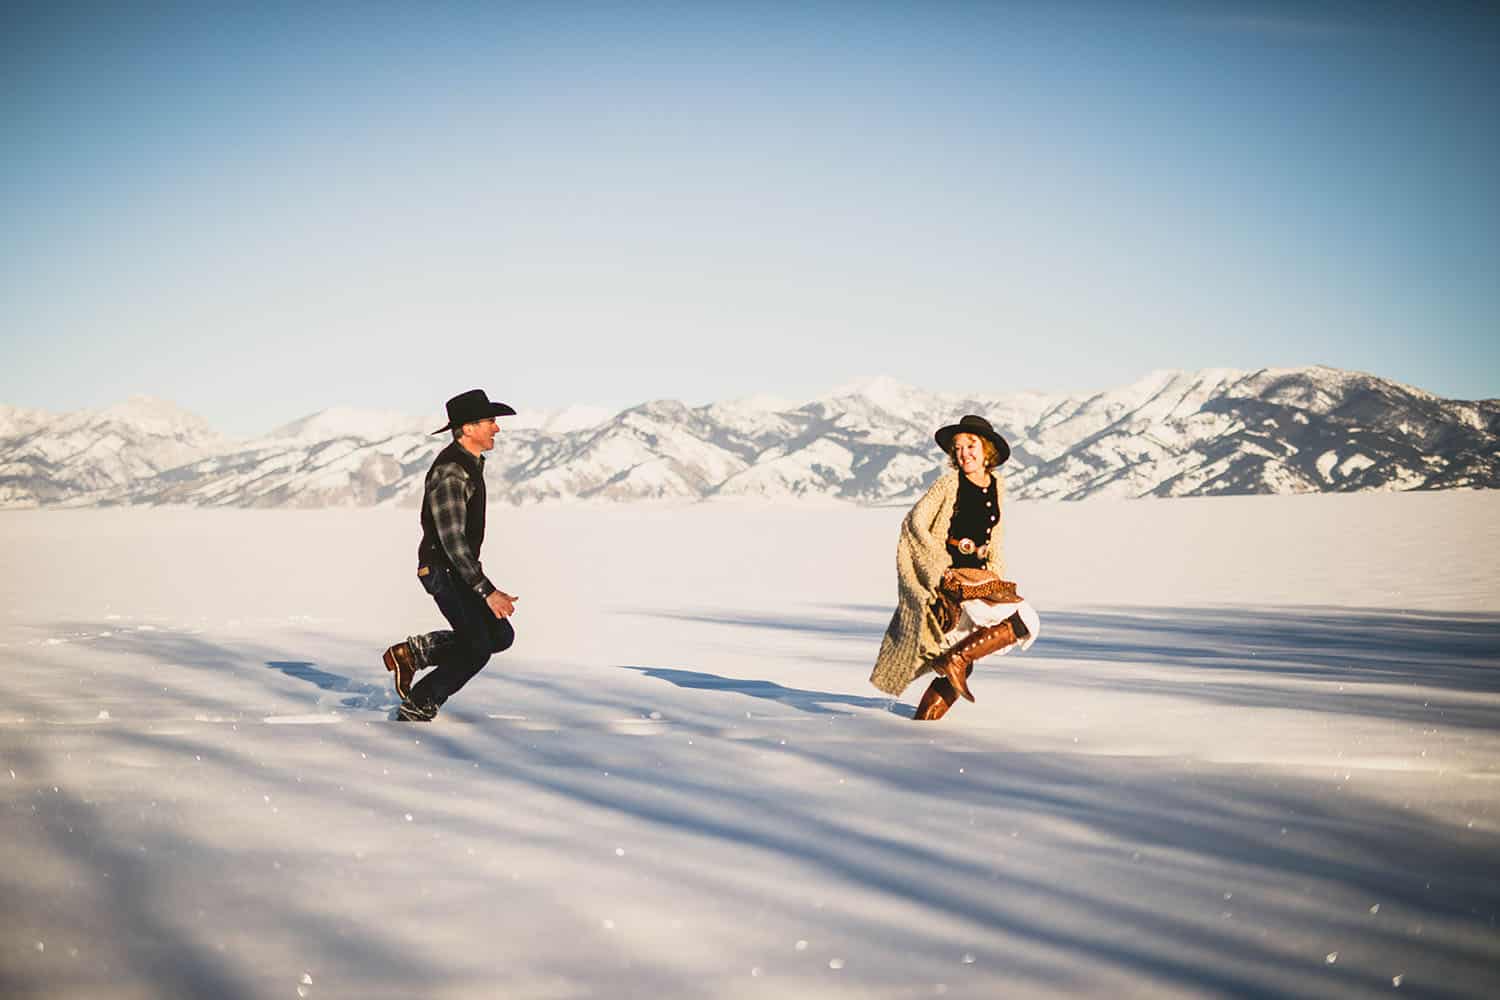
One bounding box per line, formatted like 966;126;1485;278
870;414;1040;720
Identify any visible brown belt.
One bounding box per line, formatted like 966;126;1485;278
947;537;990;559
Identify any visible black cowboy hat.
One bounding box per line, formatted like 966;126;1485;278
431;389;516;434
935;414;1011;466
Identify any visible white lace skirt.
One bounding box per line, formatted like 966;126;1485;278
941;599;1041;656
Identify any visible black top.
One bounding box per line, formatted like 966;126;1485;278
945;473;999;569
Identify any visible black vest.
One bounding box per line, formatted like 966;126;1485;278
417;441;486;571
946;474;998;569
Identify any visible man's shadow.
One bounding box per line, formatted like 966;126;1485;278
621;665;910;717
265;660;390;711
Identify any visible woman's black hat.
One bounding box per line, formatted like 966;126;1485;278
935;414;1010;466
432;389;516;434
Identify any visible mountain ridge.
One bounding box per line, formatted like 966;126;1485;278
2;367;1496;509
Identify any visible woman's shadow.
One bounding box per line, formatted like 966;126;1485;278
620;665;910;717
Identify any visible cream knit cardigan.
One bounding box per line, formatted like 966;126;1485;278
869;469;1006;696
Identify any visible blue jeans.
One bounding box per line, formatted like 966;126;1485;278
408;567;514;711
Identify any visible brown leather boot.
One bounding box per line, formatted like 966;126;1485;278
933;620;1021;703
383;642;418;700
912;675;958;721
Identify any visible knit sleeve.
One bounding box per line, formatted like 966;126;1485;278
902;474;953;593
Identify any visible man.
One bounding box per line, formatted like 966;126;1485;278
383;389;520;721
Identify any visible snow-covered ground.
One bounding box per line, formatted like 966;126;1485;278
3;491;1498;998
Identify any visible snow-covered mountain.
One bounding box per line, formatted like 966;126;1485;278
0;396;228;507
2;367;1496;509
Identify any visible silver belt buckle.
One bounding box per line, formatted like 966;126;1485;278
956;538;977;555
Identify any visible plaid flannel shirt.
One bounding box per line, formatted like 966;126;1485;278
427;462;495;598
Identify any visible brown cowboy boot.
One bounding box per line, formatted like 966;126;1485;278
912;674;959;721
933;620;1022;703
382;642;418;700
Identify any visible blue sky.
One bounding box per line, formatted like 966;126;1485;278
3;0;1496;434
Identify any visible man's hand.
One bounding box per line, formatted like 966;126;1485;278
486;590;518;619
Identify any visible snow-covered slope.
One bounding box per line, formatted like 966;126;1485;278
2;367;1496;508
0;396;228;508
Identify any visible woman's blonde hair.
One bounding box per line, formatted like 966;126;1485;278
947;435;1003;472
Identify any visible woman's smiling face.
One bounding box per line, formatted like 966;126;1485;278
952;432;986;477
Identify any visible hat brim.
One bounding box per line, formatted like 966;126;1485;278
430;401;517;435
935;424;1011;466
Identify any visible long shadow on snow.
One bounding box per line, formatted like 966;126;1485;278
1027;607;1500;691
621;665;910;717
1;686;478;999
638;603;1500;729
20;622;1500;996
264;659;388;710
623;605;881;640
25;621;399;718
415;674;1500;999
0;695;438;1000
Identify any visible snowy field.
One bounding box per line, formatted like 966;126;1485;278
3;491;1499;999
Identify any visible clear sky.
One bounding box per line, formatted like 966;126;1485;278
3;0;1496;434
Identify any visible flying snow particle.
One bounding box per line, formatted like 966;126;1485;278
1369;904;1380;915
35;941;44;952
962;953;975;965
795;940;808;951
1393;974;1404;987
404;813;413;822
602;919;615;930
829;959;845;970
615;848;625;857
97;710;110;720
1326;952;1338;964
301;972;313;984
750;967;761;977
